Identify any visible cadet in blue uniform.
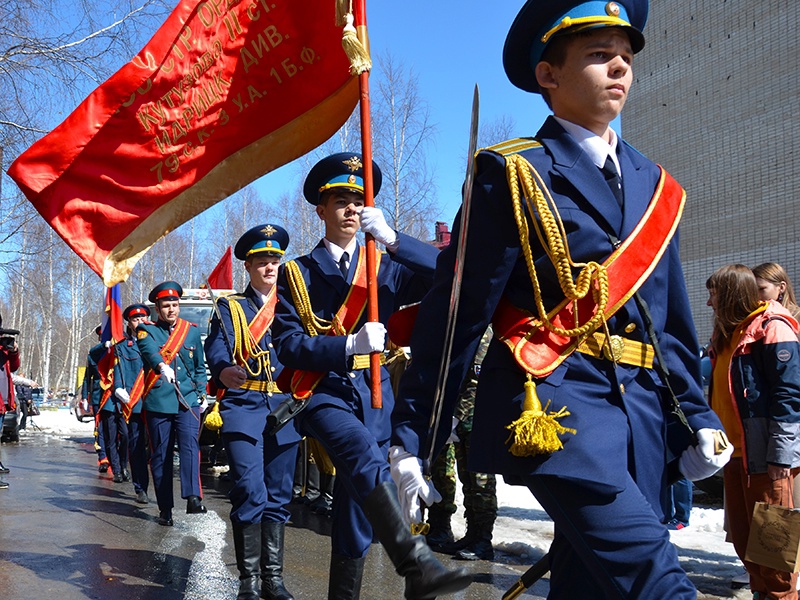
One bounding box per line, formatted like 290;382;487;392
392;2;732;598
113;304;151;504
272;153;470;600
82;326;109;473
137;281;208;526
205;224;301;600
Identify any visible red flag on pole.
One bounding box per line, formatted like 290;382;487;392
97;284;125;390
9;1;358;286
207;246;233;289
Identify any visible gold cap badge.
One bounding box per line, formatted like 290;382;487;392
343;156;363;172
605;2;621;17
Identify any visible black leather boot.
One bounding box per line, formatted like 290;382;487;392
454;514;495;561
438;508;475;555
327;553;366;600
454;534;494;561
424;510;454;553
0;461;10;474
233;521;261;600
260;521;293;600
186;495;207;514
364;481;472;599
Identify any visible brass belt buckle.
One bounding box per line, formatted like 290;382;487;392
603;335;625;363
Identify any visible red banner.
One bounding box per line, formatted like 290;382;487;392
9;0;358;285
208;245;233;289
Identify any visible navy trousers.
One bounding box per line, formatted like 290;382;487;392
223;430;298;525
299;403;392;558
94;412;107;463
145;408;202;512
100;410;128;476
524;474;696;599
128;414;149;494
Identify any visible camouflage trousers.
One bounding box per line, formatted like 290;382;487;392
428;419;497;528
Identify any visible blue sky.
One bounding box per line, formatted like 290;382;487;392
255;2;555;224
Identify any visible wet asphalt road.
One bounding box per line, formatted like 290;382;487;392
0;431;547;599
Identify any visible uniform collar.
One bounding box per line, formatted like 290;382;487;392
322;237;358;264
553;116;621;176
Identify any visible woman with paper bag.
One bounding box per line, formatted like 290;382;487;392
707;264;800;599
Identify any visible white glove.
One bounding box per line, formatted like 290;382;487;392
360;206;397;247
114;388;130;404
160;363;176;384
80;399;89;412
346;322;386;356
199;396;209;412
389;445;442;526
446;416;460;444
104;340;113;349
678;428;733;481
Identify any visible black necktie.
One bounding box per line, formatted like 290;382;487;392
339;251;349;279
602;155;623;207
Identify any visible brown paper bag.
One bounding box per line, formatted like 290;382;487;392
745;501;800;573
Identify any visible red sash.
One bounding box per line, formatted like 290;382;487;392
281;249;376;399
121;367;146;421
96;349;116;412
139;318;192;399
241;288;278;362
493;167;685;377
98;386;113;412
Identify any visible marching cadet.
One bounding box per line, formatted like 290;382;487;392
204;224;301;600
271;153;471;599
82;326;109;473
392;1;732;598
113;304;151;504
98;341;130;485
137;281;208;526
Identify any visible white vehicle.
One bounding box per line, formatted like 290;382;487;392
146;287;235;342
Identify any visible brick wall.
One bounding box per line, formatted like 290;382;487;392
623;0;800;342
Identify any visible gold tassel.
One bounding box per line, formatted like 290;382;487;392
204;401;223;431
341;12;371;75
505;376;576;457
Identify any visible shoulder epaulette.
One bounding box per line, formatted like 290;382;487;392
484;137;542;158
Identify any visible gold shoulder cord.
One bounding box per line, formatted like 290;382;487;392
227;299;273;381
505;153;610;338
284;260;339;336
498;149;618;457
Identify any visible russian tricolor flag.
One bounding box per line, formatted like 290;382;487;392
101;284;125;345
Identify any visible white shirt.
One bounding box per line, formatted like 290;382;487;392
323;237;358;271
554;116;622;178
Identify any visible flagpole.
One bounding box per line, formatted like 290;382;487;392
352;0;382;409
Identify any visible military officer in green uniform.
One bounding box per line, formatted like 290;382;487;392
136;281;208;526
